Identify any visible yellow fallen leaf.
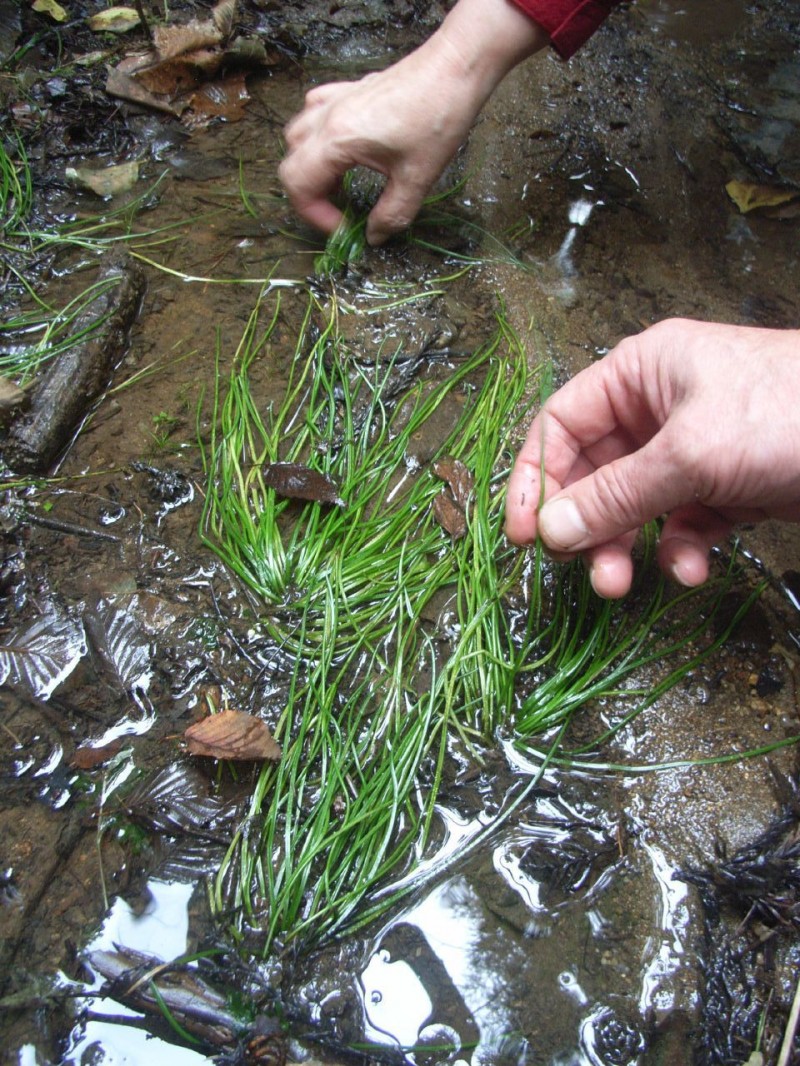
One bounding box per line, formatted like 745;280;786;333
726;180;800;214
88;6;141;33
66;160;140;198
33;0;67;21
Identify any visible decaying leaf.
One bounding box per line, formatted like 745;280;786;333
70;739;123;770
103;0;268;125
185;709;282;761
66;160;140;198
432;455;473;538
212;0;237;37
188;72;249;124
106;53;188;117
0;607;86;699
153;20;223;60
151;0;235;57
82;596;154;694
135;54;212;95
88;6;140;33
261;462;345;507
726;180;800;214
433;492;468;539
433;456;474;509
123;762;235;836
33;0;67;22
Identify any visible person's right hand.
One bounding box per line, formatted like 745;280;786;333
505;318;800;598
278;0;548;245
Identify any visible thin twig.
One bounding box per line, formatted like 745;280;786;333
132;0;153;44
21;510;120;542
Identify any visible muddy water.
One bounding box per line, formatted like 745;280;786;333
2;0;800;1063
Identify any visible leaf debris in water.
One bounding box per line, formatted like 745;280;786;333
87;7;141;33
185;709;281;761
433;493;468;539
70;739;124;770
261;462;344;507
0;607;86;699
432;455;474;539
725;180;800;215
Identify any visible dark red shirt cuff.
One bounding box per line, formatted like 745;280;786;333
508;0;624;58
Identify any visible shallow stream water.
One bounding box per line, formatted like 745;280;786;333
2;1;800;1063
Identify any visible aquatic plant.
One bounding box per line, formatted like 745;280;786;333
201;284;759;949
311;172;531;277
0;275;127;383
0;134;33;239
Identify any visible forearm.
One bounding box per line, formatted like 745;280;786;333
426;0;551;110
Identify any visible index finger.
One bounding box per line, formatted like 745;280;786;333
504;406;579;545
504;354;643;544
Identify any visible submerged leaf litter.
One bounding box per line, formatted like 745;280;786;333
1;0;800;1063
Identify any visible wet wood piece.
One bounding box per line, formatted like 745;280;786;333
86;946;240;1047
5;250;145;474
261;461;344;506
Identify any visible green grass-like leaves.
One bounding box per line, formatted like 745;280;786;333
201;285;758;950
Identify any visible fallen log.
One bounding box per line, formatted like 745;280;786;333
4;250;145;474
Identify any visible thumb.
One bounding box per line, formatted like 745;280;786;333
537;441;687;553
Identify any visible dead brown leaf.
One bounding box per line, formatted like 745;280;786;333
261;463;345;506
153;20;223;60
432;456;474;509
106;53;188;116
212;0;237;37
135;55;212;95
70;739;123;769
433;492;468;539
185;709;281;761
189;72;250;123
103;0;265;124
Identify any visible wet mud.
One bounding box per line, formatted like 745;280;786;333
1;0;800;1063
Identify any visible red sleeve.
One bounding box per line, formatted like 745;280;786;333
508;0;624;58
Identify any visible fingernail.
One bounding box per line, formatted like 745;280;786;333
589;563;604;597
667;559;700;588
539;497;588;551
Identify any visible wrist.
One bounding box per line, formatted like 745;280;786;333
430;0;549;103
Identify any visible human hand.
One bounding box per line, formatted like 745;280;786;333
278;0;547;245
505;318;800;598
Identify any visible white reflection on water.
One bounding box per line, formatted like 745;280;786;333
62;1021;209;1065
361;949;434;1049
638;838;692;1016
361;876;512;1063
61;879;205;1065
90;878;194;959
